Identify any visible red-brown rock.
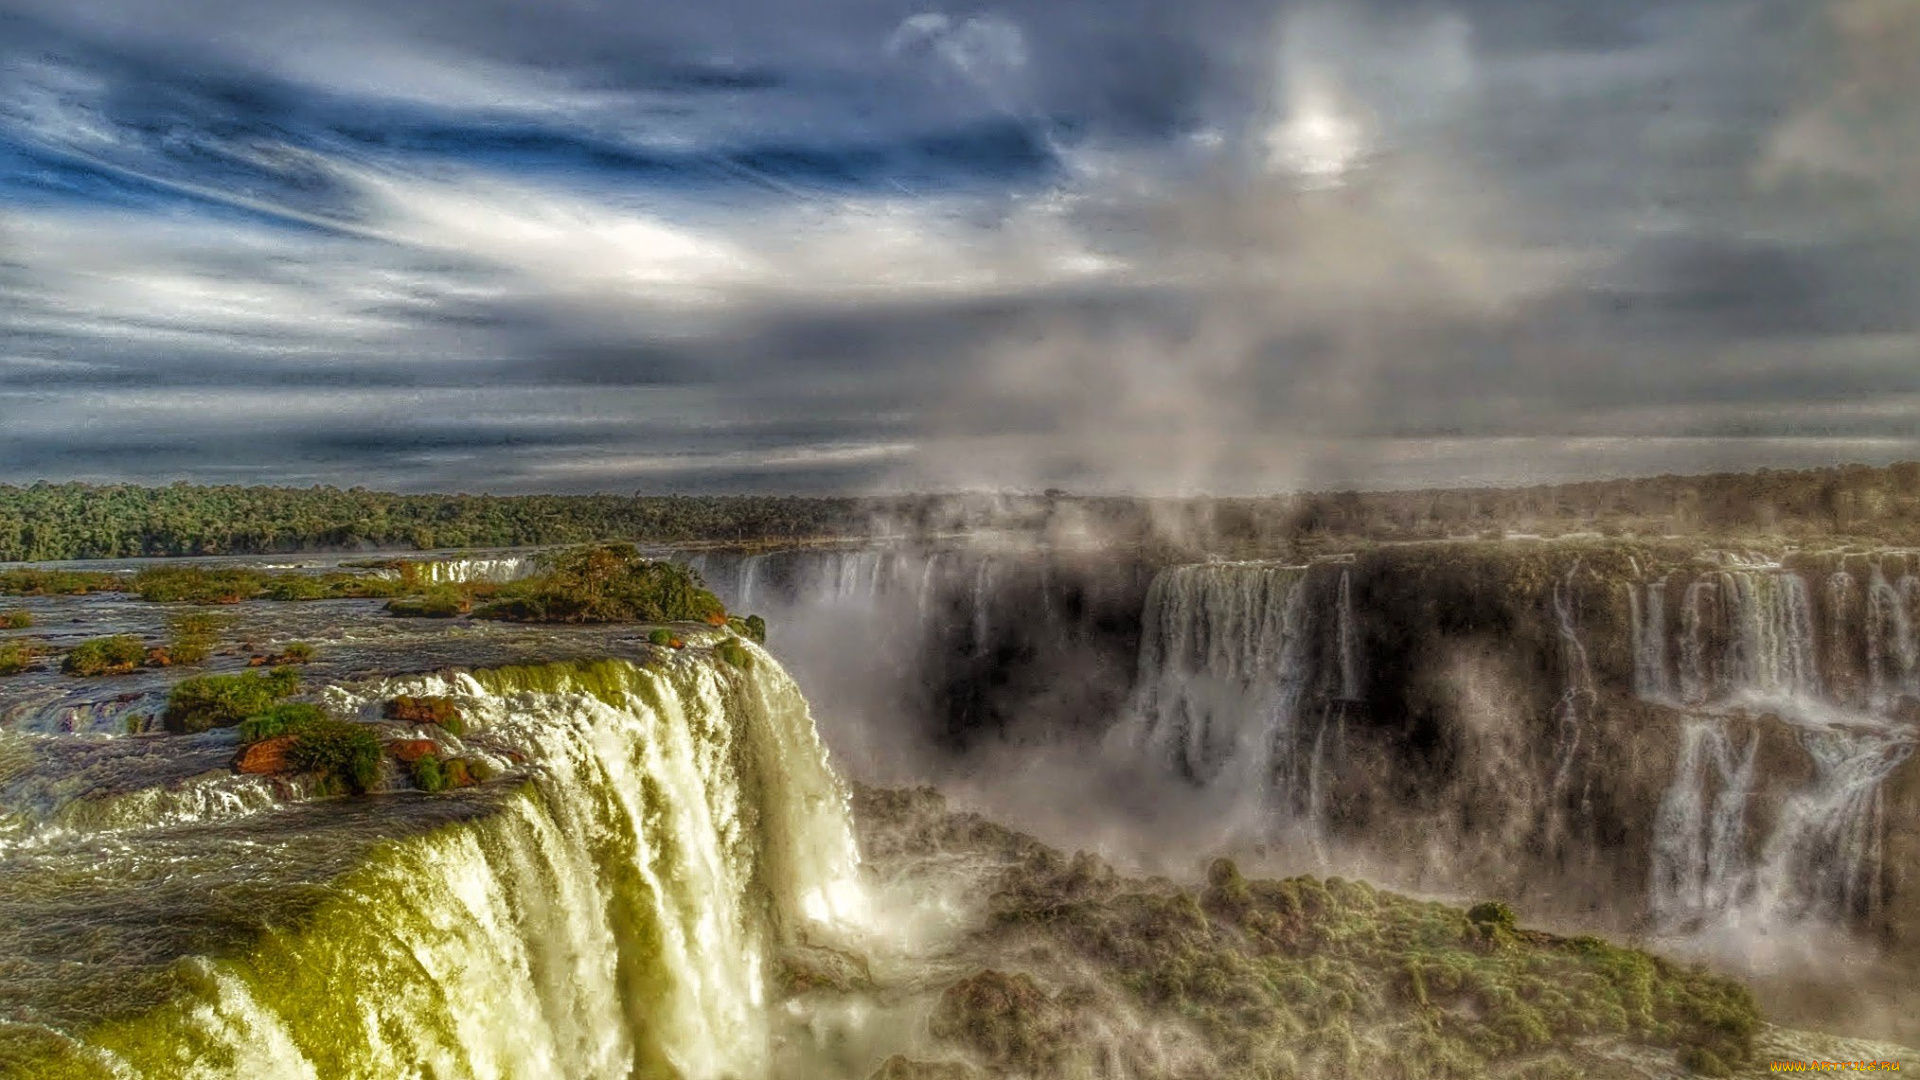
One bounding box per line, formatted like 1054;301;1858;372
388;739;439;764
234;736;297;775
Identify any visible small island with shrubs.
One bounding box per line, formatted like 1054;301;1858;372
381;544;768;639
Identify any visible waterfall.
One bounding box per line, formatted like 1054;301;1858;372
1679;577;1716;704
738;552;769;610
1649;719;1759;931
1334;568;1360;703
1550;566;1597;796
1669;570;1822;706
1748;726;1911;927
1120;563;1317;836
1639;561;1918;938
1866;565;1918;709
370;555;543;586
22;649;863;1079
1629;578;1674;702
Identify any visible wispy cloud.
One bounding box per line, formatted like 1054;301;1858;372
0;0;1915;493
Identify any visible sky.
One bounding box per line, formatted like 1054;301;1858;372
0;0;1916;495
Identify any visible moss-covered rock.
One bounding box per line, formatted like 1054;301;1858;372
0;637;47;676
162;668;301;734
859;784;1762;1079
61;635;149;677
236;701;328;743
286;720;383;795
472;544;725;625
929;970;1076;1076
383;695;465;735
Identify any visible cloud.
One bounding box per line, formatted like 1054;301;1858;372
0;0;1916;493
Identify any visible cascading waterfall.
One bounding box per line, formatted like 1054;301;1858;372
1119;563;1318;839
371;555;542;586
1649;719;1759;931
1662;569;1822;707
1866;565;1919;708
16;648;863;1080
969;559;995;657
1638;560;1913;938
1748;726;1910;927
1629;575;1674;702
1334;568;1360;703
1550;566;1597;797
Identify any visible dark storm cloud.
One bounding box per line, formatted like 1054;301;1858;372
0;0;1916;492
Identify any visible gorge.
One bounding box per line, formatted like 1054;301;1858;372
3;522;1917;1078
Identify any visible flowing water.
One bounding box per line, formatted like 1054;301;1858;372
1635;562;1916;942
0;568;863;1079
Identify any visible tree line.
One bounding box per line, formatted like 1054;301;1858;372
0;483;873;562
5;462;1919;562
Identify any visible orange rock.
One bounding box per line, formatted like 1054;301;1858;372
145;648;173;668
704;611;728;627
234;736;296;775
388;739;439;764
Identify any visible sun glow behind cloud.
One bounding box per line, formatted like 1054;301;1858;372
1;0;1917;492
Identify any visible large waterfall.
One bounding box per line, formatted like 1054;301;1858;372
1112;561;1355;849
1635;560;1915;937
6;648;862;1080
1102;549;1915;947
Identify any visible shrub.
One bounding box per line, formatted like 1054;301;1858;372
1468;900;1518;939
715;639;753;670
165;611;230;665
62;635;148;676
473;544;725;625
0;569;127;596
286;720;383;795
238;701;329;743
261;573;405;602
132;567;264;604
163;668;301;733
648;628;675;647
0;638;47;676
386;587;470;618
1;609;32;629
409;753;450;793
383;695;465;735
743;614;767;643
276;642;316;664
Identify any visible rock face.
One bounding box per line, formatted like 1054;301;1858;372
1885;753;1920;951
387;739;439;764
233;735;296;775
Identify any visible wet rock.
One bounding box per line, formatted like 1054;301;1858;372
233;735;296;775
1883;753;1920;953
383;696;465;734
387;739;439;764
774;941;874;994
929;970;1074;1076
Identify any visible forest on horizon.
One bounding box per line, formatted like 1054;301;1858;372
4;460;1920;563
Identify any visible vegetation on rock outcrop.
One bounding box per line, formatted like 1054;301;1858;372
472;544;726;625
162;668;301;733
61;635;148;677
284;720;384;795
383;696;465;735
0;638;47;676
854;786;1761;1079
